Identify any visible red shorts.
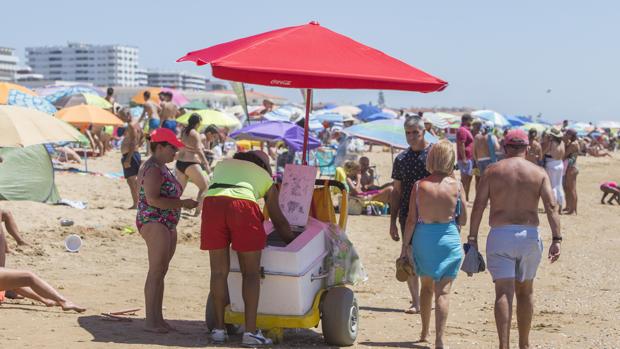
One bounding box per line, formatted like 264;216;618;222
200;196;267;252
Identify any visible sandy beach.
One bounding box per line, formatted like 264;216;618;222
1;149;619;348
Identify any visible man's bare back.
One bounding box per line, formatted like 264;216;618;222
143;101;160;120
480;157;548;227
160;101;179;122
473;134;492;160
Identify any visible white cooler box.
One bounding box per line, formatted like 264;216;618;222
228;217;329;316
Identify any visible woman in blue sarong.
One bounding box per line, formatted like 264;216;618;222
401;140;467;348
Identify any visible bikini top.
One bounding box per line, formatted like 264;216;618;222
415;180;461;225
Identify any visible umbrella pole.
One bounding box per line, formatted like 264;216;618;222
301;88;313;165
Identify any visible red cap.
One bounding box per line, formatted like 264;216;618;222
150;128;184;148
504;129;528;146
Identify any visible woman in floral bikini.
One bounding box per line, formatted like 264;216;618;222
136;128;198;333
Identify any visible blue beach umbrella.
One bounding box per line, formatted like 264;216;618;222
344;118;438;149
361;111;395;122
6;90;57;114
472;110;509;127
356;104;382;120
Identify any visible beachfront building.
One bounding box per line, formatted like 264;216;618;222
146;70;207;91
0;47;19;82
26;42;141;87
135;68;148;87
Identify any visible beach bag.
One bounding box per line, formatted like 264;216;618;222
324;223;368;287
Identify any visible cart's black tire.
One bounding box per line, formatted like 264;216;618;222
321;287;358;346
205;292;239;334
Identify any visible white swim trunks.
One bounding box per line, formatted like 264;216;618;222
486;225;543;282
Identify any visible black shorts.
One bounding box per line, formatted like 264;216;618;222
121;152;141;178
175;160;200;175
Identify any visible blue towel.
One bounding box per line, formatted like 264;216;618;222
412;222;463;281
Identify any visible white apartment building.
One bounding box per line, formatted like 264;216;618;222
135;68;148;87
147;70;207;91
0;47;19;82
26;42;141;87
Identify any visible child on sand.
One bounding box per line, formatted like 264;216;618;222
600;181;620;205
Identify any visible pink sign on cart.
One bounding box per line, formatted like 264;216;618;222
278;164;317;227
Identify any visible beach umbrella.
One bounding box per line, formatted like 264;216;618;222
382;108;398;117
56;105;123;127
177;21;447;160
230;120;320;151
0;105;84;147
1;89;57;114
54;93;112;109
40;85;105;103
177;109;241;130
361;111;395;122
183;100;209;110
0;82;37;101
263;104;304;122
312;112;343;123
356;104;382;120
472;110;509;127
568;122;594;134
505;115;527;127
344;118;438;149
422;112;450;129
521;122;547;133
596;121;620;129
330;105;362;116
131;87;189;106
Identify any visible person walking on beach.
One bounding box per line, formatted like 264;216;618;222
120;108;143;209
468;129;562;349
473;122;500;179
176;113;210;217
201;150;294;346
543;127;565;210
456;114;475;201
526;129;543;166
140;91;162;156
136;128;198;333
389;116;431;314
563;129;580;215
160;92;180;133
401;140;467;348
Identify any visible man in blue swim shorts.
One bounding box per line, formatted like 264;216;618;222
468;129;562;349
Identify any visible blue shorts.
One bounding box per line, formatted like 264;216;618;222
161;119;178;133
148;118;160;131
458;160;473;177
477;158;494;176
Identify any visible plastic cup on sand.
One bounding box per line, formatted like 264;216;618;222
64;234;82;253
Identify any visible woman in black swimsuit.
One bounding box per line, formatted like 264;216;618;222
175;113;210;216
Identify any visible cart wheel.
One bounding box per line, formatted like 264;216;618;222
321;287;358;346
205;292;239;334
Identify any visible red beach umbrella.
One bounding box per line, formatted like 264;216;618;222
177;21;447;160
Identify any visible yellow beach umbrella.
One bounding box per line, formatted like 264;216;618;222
177;109;241;130
0;82;37;104
56;105;123;127
0;105;83;147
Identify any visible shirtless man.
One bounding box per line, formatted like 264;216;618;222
359;156;392;191
473;122;500;179
468;129;561;349
525;129;543;166
160;92;181;133
542;127;565;209
105;87;115;105
140;91;161;155
121;108;143;209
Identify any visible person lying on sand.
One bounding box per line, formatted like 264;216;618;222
0;267;85;313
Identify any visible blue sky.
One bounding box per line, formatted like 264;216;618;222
4;0;619;121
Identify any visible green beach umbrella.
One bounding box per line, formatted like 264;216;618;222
177;109;241;130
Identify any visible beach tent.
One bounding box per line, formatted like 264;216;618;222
0;146;60;203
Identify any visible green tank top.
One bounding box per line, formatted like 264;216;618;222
206;159;273;203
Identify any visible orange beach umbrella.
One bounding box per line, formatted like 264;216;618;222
56;105;123;127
